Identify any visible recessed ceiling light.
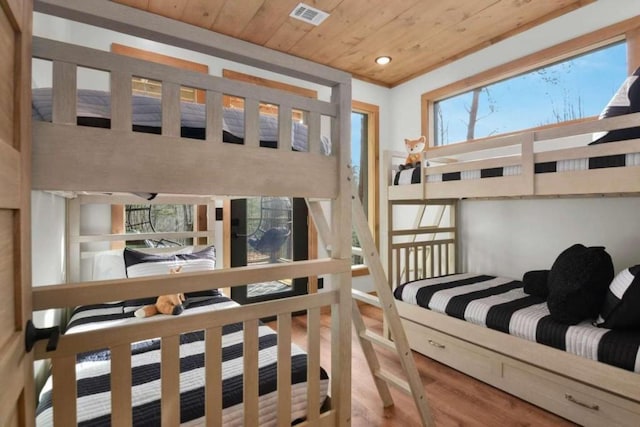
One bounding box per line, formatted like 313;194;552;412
375;56;391;65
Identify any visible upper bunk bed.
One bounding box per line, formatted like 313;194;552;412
29;1;354;426
386;111;640;201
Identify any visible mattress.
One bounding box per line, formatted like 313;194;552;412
35;295;329;426
394;273;640;373
31;88;331;155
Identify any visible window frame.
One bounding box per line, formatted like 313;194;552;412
351;100;380;277
421;18;640;148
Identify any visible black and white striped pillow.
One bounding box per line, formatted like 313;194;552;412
596;265;640;329
591;67;640;144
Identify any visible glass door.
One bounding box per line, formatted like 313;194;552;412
230;197;309;304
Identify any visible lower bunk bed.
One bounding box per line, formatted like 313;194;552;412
35;293;329;426
393;272;640;427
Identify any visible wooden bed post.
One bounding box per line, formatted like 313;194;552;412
330;79;353;427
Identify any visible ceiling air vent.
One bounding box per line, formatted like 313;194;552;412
289;3;330;26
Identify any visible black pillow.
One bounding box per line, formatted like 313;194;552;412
590;67;640;144
546;244;614;325
596;265;640;329
123;246;218;311
522;270;550;299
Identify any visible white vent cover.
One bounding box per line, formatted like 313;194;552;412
289;3;330;26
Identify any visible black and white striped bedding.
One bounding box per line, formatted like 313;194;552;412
391;153;640;185
423;154;640;183
31;88;331;155
394;273;640;372
35;296;329;426
393;166;421;185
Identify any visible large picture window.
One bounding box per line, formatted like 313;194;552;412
434;42;627;145
422;20;640;147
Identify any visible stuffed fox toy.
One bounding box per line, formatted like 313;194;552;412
400;136;426;170
134;266;186;318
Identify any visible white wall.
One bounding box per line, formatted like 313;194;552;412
460;198;640;279
384;0;640;279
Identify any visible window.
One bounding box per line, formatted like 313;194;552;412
351;101;379;274
433;42;627;145
422;20;640;146
125;204;194;248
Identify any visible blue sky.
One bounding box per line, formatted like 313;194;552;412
436;41;628;144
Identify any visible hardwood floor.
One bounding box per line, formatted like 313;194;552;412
269;304;578;427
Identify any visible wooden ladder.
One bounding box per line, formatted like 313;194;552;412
306;196;434;427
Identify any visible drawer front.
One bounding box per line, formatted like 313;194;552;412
401;318;502;383
401;318;640;427
503;364;640;427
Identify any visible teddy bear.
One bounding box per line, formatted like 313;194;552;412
134;266;186;318
398;135;426;170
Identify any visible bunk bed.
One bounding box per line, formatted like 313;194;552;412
29;1;353;426
384;95;640;425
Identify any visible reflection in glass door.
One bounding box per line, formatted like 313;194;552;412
230;197;308;304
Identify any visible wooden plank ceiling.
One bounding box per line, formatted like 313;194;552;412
113;0;595;87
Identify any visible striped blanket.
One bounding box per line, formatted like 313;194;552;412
36;296;329;426
394;273;640;372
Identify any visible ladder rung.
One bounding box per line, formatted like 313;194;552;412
375;369;412;395
352;289;381;308
360;330;396;352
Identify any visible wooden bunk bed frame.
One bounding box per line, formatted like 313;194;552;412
386;112;640;201
383;118;640;426
29;1;353;425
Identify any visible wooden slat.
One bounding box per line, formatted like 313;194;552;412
244;98;260;148
306;307;321;422
110;70;132;131
33;259;347;311
32;122;339;199
404;248;410;283
161;335;180;427
429;244;434;278
0;144;20;209
375;369;412;395
276;313;292;427
52;356;77;426
205;326;223;426
360;329;397;352
307;111;321;154
161;81;180;137
395;248;400;287
111;344;132;426
205;90;223;143
352;289;381;308
243;319;259;427
278;104;292;151
52;60;76;124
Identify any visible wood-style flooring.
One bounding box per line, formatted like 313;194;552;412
269;303;577;427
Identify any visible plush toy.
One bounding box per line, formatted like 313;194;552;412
399;136;426;170
134;266;186;318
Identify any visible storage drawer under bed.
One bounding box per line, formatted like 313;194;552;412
401;318;640;427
